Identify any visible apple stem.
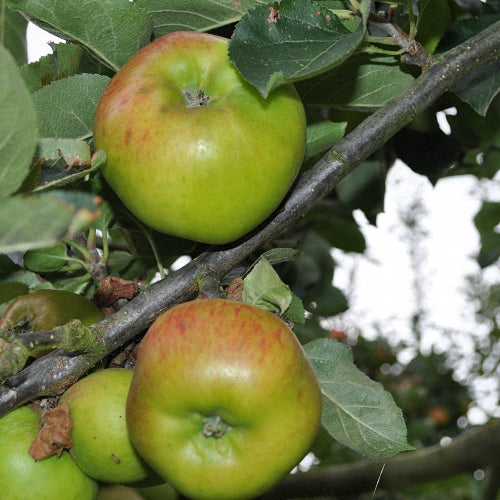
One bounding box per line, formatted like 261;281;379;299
183;88;210;108
203;414;231;439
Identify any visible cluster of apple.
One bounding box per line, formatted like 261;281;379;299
0;31;318;499
0;295;321;499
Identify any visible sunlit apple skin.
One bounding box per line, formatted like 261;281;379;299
0;406;97;500
93;31;307;244
126;299;322;500
60;368;160;485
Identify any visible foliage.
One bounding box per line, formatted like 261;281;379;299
1;0;500;498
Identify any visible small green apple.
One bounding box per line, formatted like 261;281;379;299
127;299;322;500
0;406;97;500
94;31;306;244
60;368;159;485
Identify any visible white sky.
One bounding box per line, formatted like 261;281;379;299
332;162;500;421
334;162;482;344
27;23;64;62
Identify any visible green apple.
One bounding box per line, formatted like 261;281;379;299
60;368;159;485
0;405;97;500
93;31;306;244
127;299;322;500
0;289;103;356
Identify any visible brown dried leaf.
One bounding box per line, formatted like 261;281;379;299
226;277;244;302
29;403;73;460
110;342;140;369
93;276;138;308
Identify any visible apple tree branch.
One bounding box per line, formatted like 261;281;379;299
258;419;500;499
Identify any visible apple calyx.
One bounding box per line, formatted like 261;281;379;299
183;88;210;108
7;318;31;333
202;414;231;439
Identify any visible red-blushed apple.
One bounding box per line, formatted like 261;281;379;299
93;31;307;244
60;368;161;485
126;299;322;500
0;405;98;500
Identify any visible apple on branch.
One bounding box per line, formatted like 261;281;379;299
93;31;306;244
126;298;322;500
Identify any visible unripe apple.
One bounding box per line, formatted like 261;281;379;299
127;299;322;499
0;405;97;500
60;368;160;485
94;31;306;244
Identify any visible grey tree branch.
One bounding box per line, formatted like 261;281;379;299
257;419;500;499
1;20;499;417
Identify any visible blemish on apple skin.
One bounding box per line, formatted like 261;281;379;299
125;129;132;146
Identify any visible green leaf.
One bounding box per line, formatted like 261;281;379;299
0;191;101;254
437;14;500;116
336;160;386;223
0;255;20;276
229;0;368;97
307;205;366;253
32;74;111;139
474;201;500;268
242;258;292;314
293;317;328;344
1;5;28;65
285;293;305;325
0;269;53;290
305;338;414;458
305;118;347;161
312;283;348;316
244;248;306;324
90;199;115;233
453;59;500;117
254;247;302;267
135;0;262;38
394;127;461;184
36;138;91;166
296;53;416;110
7;0;153;71
0;282;29;307
0;270;53;315
19;43;83;93
0;46;38;200
412;0;456;53
23;242;69;272
294;231;334;289
32;139;104;192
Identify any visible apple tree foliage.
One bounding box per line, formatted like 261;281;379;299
1;0;500;497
